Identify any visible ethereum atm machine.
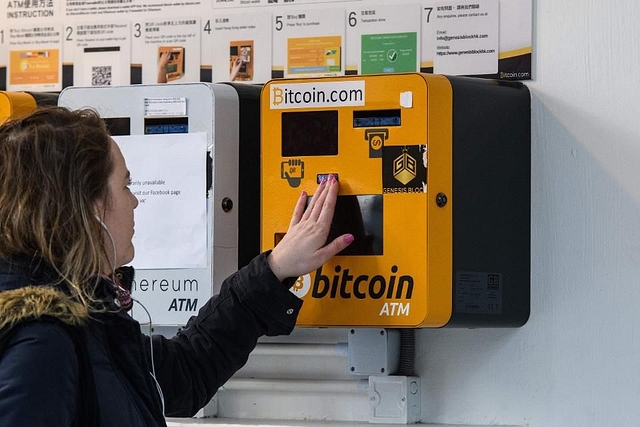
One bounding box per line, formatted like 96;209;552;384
59;83;261;333
261;74;530;328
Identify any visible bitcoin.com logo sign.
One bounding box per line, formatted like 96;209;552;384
270;81;365;110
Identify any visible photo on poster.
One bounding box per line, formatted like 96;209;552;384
345;4;421;75
287;36;341;76
79;47;122;86
208;12;272;83
360;32;418;74
272;8;345;79
142;18;200;84
72;21;131;87
229;40;253;81
158;46;186;82
6;23;62;91
9;49;61;90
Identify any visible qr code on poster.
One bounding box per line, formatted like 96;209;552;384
91;65;112;86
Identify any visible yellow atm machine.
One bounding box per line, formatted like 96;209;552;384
261;73;530;329
0;91;59;124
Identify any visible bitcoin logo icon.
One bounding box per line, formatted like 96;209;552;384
272;87;284;106
292;277;304;291
289;274;311;298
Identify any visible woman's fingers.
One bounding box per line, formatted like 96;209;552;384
288;190;308;228
317;234;355;261
301;177;327;221
316;176;339;225
305;174;336;222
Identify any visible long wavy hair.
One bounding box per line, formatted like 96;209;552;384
0;106;114;308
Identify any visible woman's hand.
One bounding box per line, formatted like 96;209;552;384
230;57;244;81
267;175;354;282
157;51;171;83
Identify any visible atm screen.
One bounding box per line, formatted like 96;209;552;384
282;110;338;157
313;194;383;256
353;109;401;127
144;117;189;134
103;117;131;136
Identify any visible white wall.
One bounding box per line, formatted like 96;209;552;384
415;0;640;425
175;1;640;426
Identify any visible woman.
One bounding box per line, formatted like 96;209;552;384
0;107;353;426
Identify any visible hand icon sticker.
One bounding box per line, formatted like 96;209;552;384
281;159;305;188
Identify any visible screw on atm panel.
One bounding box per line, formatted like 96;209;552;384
436;193;448;207
221;197;233;212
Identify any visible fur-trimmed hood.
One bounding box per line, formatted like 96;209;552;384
0;256;134;330
0;285;89;330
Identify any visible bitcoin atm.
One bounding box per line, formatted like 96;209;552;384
59;83;262;333
0;91;59;124
261;73;530;328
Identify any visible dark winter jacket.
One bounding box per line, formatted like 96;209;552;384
0;252;302;426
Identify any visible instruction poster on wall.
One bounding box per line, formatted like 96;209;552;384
211;0;354;8
64;0;204;18
207;11;272;83
422;0;531;78
7;24;63;91
113;132;207;270
73;21;131;87
431;0;499;75
272;8;345;78
0;0;532;90
137;17;201;84
346;3;421;75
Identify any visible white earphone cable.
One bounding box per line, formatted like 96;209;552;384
96;215;166;416
133;296;166;417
